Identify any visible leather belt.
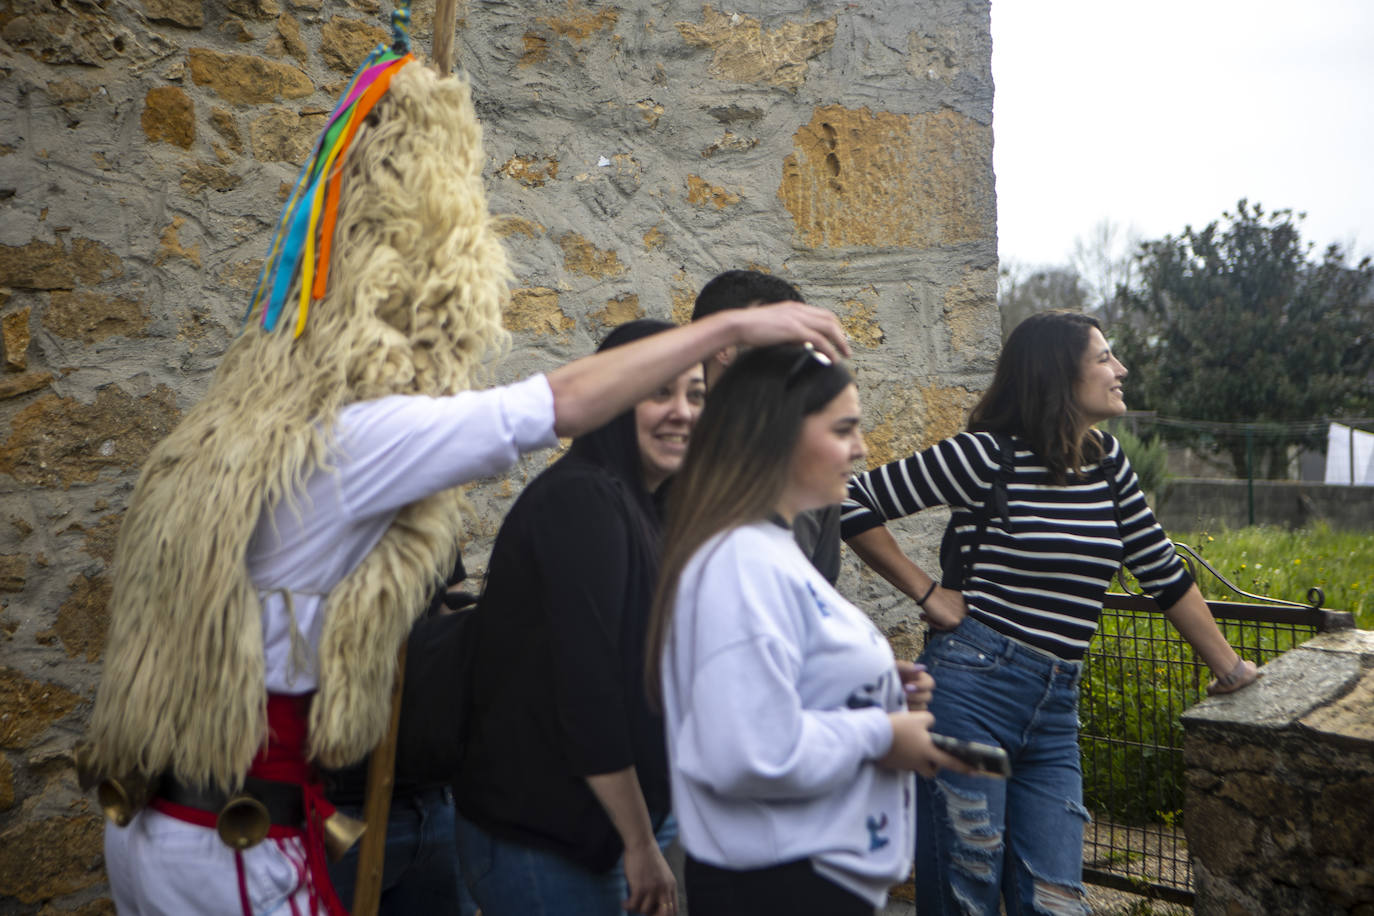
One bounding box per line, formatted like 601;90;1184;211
160;775;305;827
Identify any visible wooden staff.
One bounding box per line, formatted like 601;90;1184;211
432;0;459;74
351;5;461;911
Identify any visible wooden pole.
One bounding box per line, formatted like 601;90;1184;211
351;9;463;910
351;642;407;916
432;0;459;74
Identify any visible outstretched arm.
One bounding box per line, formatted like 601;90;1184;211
1161;584;1260;694
546;303;848;438
847;526;966;630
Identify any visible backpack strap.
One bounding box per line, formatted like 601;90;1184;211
940;432;1016;589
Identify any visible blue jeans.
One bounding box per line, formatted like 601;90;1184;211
328;785;477;916
455;810;677;916
915;615;1091;916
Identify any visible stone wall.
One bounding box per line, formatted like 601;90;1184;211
1181;628;1374;915
0;0;997;910
1154;478;1374;534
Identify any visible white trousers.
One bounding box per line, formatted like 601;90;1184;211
105;809;318;915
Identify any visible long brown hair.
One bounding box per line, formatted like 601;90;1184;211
645;344;853;702
968;310;1105;482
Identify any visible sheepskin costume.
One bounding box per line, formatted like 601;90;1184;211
86;61;510;793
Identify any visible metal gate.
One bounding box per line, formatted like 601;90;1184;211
1078;544;1355;904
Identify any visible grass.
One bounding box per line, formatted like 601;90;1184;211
1168;523;1372;628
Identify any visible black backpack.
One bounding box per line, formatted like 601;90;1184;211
393;590;480;787
939;432;1122;589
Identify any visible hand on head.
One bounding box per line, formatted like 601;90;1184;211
729;301;850;363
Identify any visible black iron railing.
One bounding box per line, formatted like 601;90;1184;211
1078;544;1355;904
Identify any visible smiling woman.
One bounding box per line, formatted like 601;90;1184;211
454;319;691;916
645;344;964;915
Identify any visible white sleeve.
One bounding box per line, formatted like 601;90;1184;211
672;540;893;801
333;375;558;519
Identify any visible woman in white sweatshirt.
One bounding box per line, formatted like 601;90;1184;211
646;344;966;916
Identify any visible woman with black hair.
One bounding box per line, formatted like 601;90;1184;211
646;344;965;916
842;310;1260;915
454;319;699;916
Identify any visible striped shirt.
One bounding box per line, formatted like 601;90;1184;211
841;430;1193;660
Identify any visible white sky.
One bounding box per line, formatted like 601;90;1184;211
991;0;1374;270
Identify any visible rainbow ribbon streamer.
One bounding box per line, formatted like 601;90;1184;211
244;46;414;337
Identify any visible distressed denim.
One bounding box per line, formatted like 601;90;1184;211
455;811;677;916
915;615;1091;916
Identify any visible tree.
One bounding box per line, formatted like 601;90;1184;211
997;261;1085;342
1070;218;1140;327
1114;201;1374;478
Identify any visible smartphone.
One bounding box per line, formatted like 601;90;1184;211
930;733;1011;778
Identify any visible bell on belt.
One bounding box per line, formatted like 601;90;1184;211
96;773;157;828
323;809;367;862
216;794;271;850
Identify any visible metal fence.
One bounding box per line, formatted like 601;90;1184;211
1078;545;1356;904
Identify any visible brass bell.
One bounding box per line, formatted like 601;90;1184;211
216;794;271;850
323;809;367;862
97;773;156;828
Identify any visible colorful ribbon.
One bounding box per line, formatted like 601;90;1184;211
244;47;414;337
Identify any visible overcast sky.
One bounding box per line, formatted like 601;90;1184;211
990;0;1374;272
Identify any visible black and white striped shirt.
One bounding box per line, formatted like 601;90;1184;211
841;430;1193;660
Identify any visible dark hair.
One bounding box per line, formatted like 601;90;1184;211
968;309;1104;482
564;318;677;531
645;344;853;700
691;269;803;321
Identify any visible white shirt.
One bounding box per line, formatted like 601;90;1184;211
246;375;557;693
662;520;915;907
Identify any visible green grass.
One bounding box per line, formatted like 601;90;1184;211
1169;523;1372;628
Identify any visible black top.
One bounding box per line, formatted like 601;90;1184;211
455;445;669;872
793;504;842;584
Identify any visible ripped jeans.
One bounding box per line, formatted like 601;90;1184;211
915;615;1090;916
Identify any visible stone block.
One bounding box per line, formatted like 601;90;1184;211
677;7;835;89
537;2;618;43
685;174;739;209
141;86;195;148
0;669;84;750
1183;642;1365;731
492;216;545;239
180;160;242;194
590;294;642;328
249;106;327;163
1187;789;1259;876
498;155;559;188
2;2;168;67
209;107;243;152
0;753;12;810
3;307;30;370
0;814;104;903
778;106;994;250
1300;665;1374;744
45;291;149;345
45;574;110;662
143;0;204;29
0;238;123;291
840;293;884;349
505;287;573;341
0;555;25;591
559;233;625;279
156;216;202;268
188;47;312;104
0;385;181;488
274;13;307;61
319;17;388;73
0;371;53;401
1311;776;1374;862
226;0;281;19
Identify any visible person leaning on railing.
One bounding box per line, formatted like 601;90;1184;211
841;310;1260;916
